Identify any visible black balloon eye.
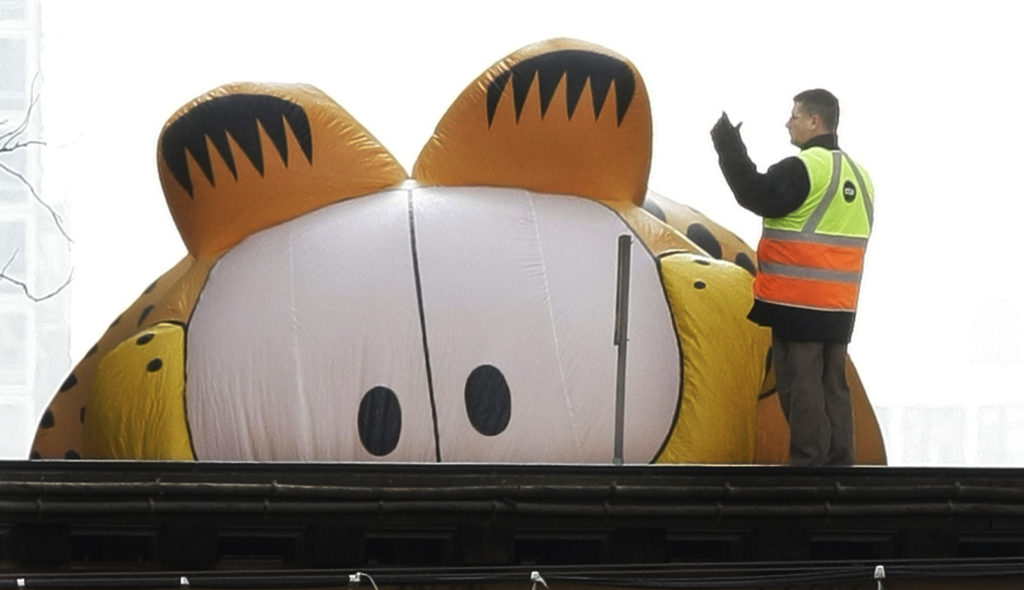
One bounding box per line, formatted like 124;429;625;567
358;386;402;456
464;364;511;436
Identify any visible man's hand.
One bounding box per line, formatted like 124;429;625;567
710;111;743;153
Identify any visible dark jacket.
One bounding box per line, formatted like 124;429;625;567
711;120;856;343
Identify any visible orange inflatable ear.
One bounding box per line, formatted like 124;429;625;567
413;38;652;205
158;83;408;257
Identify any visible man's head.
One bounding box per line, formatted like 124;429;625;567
786;88;839;147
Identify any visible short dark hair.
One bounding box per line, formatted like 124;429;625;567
793;88;839;132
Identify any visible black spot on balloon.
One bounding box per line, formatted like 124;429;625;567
29;450;41;460
137;333;155;345
59;373;78;392
465;365;511;436
686;223;723;259
694;281;707;290
358;386;402;456
642;198;667;222
138;305;155;327
110;315;123;329
143;279;158;294
694;258;711;266
80;406;87;424
86;344;99;357
147;358;163;372
65;450;81;460
39;410;55;429
735;252;757;276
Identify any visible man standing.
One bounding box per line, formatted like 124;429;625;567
710;89;874;466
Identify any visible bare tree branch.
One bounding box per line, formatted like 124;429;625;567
0;72;76;302
0;160;72;242
0;250;72;302
3;139;45;151
0;75;70;241
0;82;40;148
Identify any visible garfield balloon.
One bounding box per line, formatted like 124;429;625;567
32;39;885;464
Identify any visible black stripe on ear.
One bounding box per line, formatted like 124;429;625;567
487;50;635;127
161;94;314;197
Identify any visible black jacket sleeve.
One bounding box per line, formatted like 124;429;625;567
710;113;809;218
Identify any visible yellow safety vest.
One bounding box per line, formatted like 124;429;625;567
753;146;874;312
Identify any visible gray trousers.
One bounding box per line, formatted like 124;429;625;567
771;334;854;466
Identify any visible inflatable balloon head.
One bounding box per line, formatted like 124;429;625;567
32;38;885;464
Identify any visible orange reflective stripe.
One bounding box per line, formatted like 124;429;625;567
754;273;860;312
757;237;865;273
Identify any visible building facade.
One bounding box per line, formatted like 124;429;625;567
0;0;69;459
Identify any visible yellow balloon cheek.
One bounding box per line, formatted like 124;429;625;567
82;323;195;460
656;253;771;464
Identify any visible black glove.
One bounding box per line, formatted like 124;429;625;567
710;111;743;153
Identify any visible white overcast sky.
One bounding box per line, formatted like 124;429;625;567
34;0;1024;461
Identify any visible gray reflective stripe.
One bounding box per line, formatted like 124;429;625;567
844;153;874;228
759;261;862;283
803;150;844;232
762;228;868;248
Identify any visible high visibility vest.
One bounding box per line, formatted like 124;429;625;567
753;146;874;312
